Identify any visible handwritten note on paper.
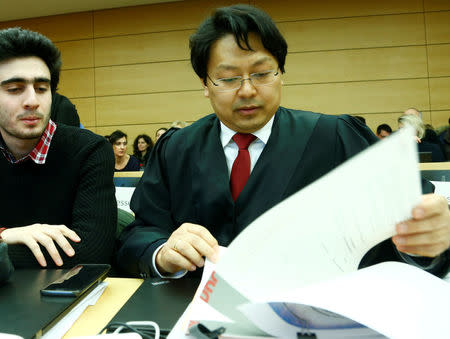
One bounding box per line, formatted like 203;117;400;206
215;126;421;300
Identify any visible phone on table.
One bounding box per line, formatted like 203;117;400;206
40;264;110;297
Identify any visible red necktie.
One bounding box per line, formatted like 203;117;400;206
230;133;256;201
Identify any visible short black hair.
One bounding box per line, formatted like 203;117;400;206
377;123;392;135
133;134;153;155
0;27;61;93
107;130;127;144
189;4;288;84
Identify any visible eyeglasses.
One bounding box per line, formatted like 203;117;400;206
207;69;279;92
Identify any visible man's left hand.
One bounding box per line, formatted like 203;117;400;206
393;193;450;257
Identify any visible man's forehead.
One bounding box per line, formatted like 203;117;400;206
0;56;50;81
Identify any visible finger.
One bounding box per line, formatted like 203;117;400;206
55;225;81;242
171;238;205;268
158;245;196;273
22;238;47;267
183;223;218;248
395;243;446;258
393;228;449;248
33;232;64;266
412;194;448;220
42;227;76;257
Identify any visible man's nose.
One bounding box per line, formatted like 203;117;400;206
237;78;257;97
23;87;39;110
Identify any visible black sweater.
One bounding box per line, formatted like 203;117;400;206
0;124;117;268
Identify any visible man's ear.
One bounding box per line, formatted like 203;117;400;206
201;78;209;98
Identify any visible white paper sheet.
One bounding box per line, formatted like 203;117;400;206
216;126;422;299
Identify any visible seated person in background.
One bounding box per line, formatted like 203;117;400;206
133;134;153;168
170;120;188;129
108;130;140;172
155;127;167;142
403;107;439;144
116;5;450;279
50;92;80;127
398;114;446;162
0;28;116;268
376;123;392;139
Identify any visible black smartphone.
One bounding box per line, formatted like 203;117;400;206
40;264;110;297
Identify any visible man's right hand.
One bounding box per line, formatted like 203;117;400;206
155;223;219;274
1;224;81;267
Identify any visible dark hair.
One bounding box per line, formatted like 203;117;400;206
377;124;392;135
189;4;288;84
0;27;61;93
107;130;127;144
353;116;366;125
156;127;168;135
133;134;153;156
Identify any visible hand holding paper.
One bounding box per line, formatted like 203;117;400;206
393;193;450;257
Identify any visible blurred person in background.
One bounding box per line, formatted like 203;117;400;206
376;124;392;139
133;134;153;168
155;127;167;142
108;130;140;172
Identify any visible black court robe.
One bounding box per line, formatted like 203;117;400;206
116;107;449;277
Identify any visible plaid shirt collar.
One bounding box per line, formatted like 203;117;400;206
0;119;57;165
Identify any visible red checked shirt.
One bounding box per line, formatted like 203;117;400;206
0;119;57;165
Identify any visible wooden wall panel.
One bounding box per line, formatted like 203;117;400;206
95;61;198;96
428;44;450;77
256;0;422;21
96;91;210;125
93;0;241;37
431;111;450;128
281;79;430;115
94;30;193;67
429;77;450;110
71;98;96;127
280;14;425;52
56;40;94;70
59;69;95;98
284;46;427;84
425;0;450;11
0;12;93;41
426;11;450;44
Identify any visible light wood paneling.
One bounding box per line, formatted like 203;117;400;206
59;69;95;98
56;40;94;70
96;91;210;125
0;12;93;41
284;46;427;84
95;61;198;96
257;0;422;22
85;126;98;134
431;110;450;128
71;97;96;127
425;0;450;11
93;0;240;37
280;14;425;52
428;44;450;77
281;79;430;115
429;77;450;110
426;11;450;44
94;30;193;67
